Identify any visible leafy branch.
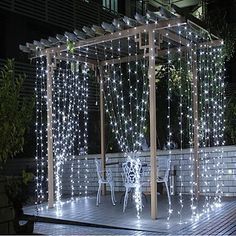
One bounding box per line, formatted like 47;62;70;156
0;59;34;166
206;8;236;61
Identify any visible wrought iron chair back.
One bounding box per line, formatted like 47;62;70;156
121;158;144;212
158;157;171;182
94;158;115;206
157;156;171;206
122;159;142;186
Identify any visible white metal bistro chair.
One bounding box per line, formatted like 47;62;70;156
157;157;171;206
95;158;116;206
122;158;143;212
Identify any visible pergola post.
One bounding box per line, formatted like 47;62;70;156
46;53;54;208
99;67;106;195
148;30;157;220
193;50;200;200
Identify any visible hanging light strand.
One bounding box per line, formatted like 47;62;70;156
102;35;149;217
210;44;219;211
166;30;173;220
103;42;126;152
75;58;82;197
35;58;40;208
185;26;196;218
138;32;149;153
81;47;90;196
127;36;134;150
200;36;211;216
117;38;129;149
41;55;47;208
35;55;47;209
214;43;225;205
110;39;128;152
177;24;184;222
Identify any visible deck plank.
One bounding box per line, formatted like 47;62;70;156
24;195;236;235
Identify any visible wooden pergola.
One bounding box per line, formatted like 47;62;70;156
20;9;222;220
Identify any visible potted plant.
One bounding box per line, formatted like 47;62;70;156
5;170;34;234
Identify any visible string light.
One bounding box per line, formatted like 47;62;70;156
189;27;225;219
35;58;40;209
82;49;90;197
102;34;149;217
103;42;125;152
75;59;82;197
166;31;173;220
199;41;207;216
199;38;212;217
35;54;47;210
213;44;225;206
177;25;184;223
184;26;196;219
35;48;90;212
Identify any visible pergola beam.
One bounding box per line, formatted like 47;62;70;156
161;29;190;46
56;53;97;65
41;38;223;67
101;54;145;65
199;39;223;48
100;47;183;66
38;17;186;57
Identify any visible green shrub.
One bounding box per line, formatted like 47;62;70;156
0;59;34;166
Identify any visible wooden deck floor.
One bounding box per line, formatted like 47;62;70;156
24;194;236;235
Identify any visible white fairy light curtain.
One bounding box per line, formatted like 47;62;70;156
34;23;225;220
198;41;225;212
164;25;225;221
102;36;149;217
35;56;89;209
163;26;195;221
35;57;47;208
103;41;149;154
52;59;89;205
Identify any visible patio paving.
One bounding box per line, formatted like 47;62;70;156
24;193;236;235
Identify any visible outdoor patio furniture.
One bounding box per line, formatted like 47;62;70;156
95;158;116;206
120;162;148;204
157;157;171;206
122;159;143;212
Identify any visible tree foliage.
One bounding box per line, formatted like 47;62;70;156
225;93;236;145
156;55;191;149
0;59;34;165
206;5;236;61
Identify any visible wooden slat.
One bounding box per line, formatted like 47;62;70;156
175;201;236;235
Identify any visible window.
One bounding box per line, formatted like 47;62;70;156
103;0;118;12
